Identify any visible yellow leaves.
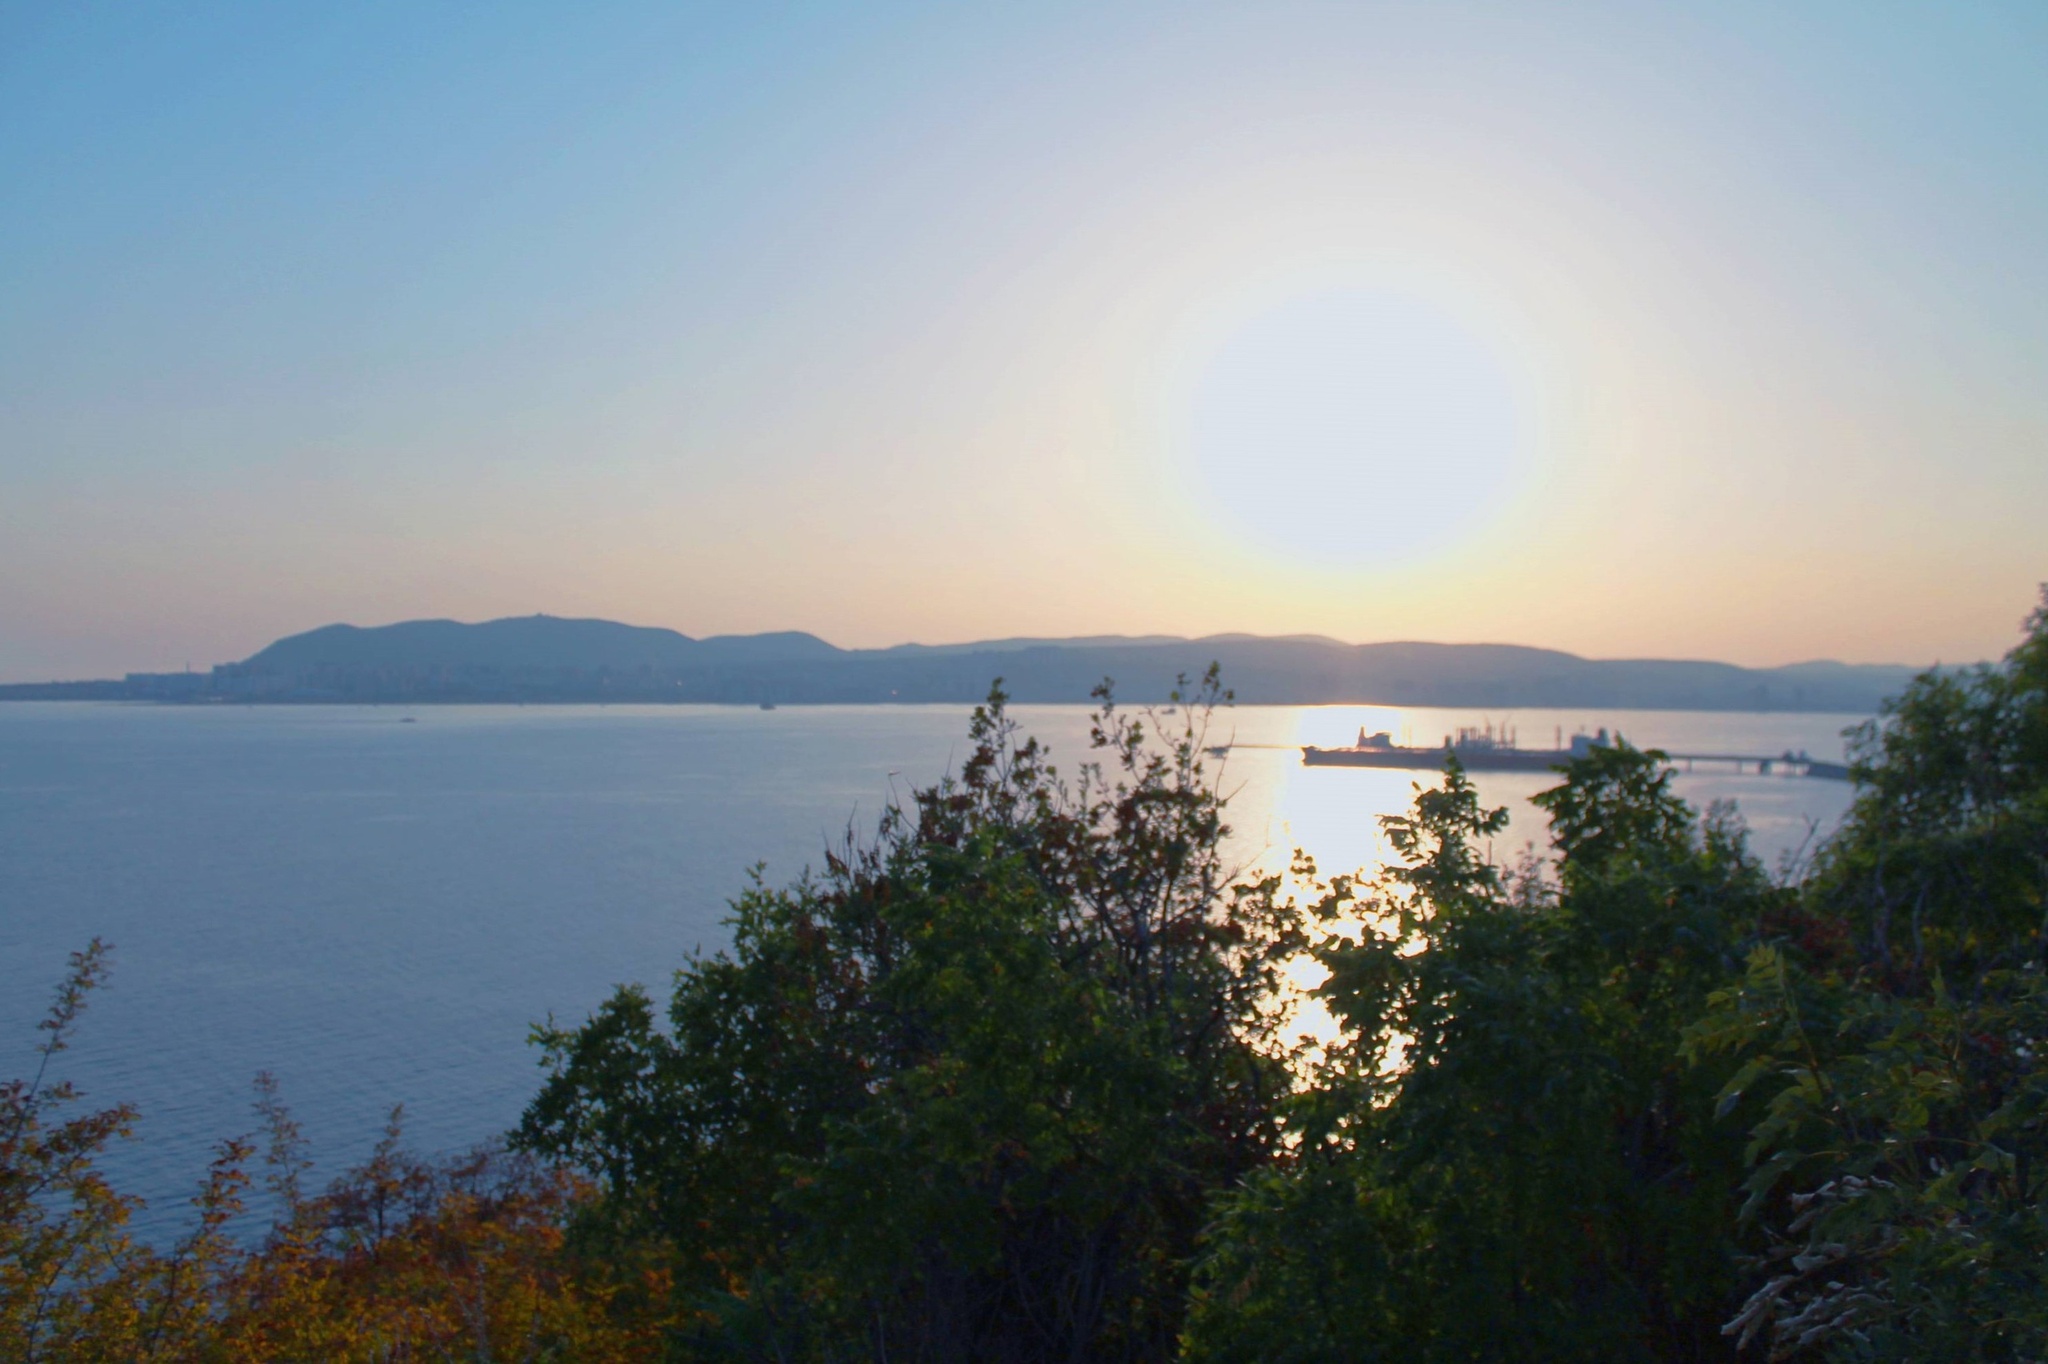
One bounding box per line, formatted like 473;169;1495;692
5;945;671;1364
3;1140;672;1364
209;1156;671;1364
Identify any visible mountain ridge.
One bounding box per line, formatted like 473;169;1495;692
0;613;1930;712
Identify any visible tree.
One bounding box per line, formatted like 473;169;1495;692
1187;747;1777;1363
1692;588;2048;1360
517;675;1307;1362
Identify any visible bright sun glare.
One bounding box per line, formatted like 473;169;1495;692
1179;289;1525;570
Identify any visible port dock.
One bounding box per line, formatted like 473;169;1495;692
1214;724;1852;781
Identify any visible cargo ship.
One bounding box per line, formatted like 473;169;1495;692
1302;724;1607;772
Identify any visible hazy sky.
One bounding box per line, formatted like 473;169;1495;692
3;1;2044;679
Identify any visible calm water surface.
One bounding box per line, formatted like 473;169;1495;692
0;702;1861;1238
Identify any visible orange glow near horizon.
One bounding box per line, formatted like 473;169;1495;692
2;6;2042;680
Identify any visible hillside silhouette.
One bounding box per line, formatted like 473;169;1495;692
0;614;1928;711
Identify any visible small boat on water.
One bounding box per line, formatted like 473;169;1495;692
1302;724;1606;772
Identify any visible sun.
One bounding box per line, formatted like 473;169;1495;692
1175;288;1526;570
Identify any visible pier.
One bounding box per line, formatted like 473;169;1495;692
1206;741;1852;781
1660;751;1851;781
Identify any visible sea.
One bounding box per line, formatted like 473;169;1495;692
0;701;1864;1241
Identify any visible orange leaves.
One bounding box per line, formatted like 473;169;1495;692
208;1134;675;1363
3;946;672;1363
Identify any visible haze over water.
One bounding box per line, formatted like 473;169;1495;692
2;701;1855;1241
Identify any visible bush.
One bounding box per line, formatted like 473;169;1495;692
1;945;665;1363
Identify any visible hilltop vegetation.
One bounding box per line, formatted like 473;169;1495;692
5;593;2044;1361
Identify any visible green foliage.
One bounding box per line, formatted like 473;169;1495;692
1179;589;2048;1364
1187;747;1774;1364
1688;588;2048;1360
1186;592;2048;1364
517;673;1307;1362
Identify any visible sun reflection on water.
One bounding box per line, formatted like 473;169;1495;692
1204;704;1863;1057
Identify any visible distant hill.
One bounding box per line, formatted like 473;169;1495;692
248;617;837;671
1;615;1933;712
876;634;1192;656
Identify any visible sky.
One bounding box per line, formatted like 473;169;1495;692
2;1;2044;680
